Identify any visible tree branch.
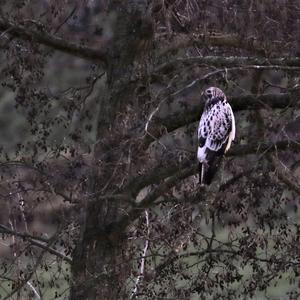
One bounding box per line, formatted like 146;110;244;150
155;56;300;74
0;223;48;242
0;18;107;63
154;247;299;278
146;92;299;144
269;154;300;195
0;224;71;263
115;139;300;232
122;161;192;198
117;165;195;230
3;233;58;300
159;33;267;57
229;139;300;157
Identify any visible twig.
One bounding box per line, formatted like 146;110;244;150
101;153;124;192
53;5;78;34
0;224;71;263
3;234;57;300
26;237;72;264
269;154;300;195
153;247;299;276
26;281;41;299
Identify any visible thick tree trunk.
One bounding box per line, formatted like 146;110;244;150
70;2;153;299
70;177;122;299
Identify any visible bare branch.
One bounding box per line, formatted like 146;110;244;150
0;18;107;63
3;234;57;300
154;247;299;277
116;138;300;231
0;223;48;242
26;237;72;264
229;139;300;157
26;281;41;300
145;92;299;144
0;224;71;263
155;56;300;74
269;154;300;195
159;33;267;57
117;165;195;230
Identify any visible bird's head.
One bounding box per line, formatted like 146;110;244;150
202;87;226;102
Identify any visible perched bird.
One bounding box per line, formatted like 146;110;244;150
197;87;235;185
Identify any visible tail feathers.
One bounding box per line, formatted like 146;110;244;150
199;157;221;185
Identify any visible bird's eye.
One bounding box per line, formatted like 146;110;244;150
206;89;212;98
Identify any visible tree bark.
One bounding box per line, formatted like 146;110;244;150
70;1;153;299
70;177;123;299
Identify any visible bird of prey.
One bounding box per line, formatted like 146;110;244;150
197;87;235;185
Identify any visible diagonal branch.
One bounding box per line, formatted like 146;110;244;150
117;165;195;230
0;224;71;263
116;139;300;232
3;237;55;300
0;18;107;63
122;161;192;198
269;154;300;195
27;237;72;264
0;223;48;242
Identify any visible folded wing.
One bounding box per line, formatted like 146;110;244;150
197;98;235;185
